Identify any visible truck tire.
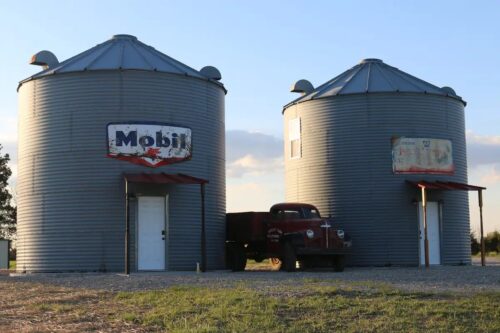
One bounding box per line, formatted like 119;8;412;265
270;257;282;270
282;242;297;272
231;244;247;272
333;255;345;272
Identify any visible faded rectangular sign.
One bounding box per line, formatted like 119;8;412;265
107;122;192;168
392;137;454;174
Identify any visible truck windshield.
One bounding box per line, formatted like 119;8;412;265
303;208;320;219
273;209;301;220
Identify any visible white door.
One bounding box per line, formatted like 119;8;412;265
138;196;166;270
418;202;441;265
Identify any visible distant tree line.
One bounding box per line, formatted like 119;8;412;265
471;231;500;255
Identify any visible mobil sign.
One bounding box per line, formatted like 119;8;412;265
107;122;192;167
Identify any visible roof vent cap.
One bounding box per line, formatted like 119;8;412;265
360;58;383;64
290;79;314;95
30;50;59;70
112;34;138;40
200;66;222;80
441;86;456;96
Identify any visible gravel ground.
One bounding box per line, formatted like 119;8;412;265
3;265;500;294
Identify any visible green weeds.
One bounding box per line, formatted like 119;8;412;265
115;283;500;333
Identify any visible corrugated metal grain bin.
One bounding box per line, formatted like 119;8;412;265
283;58;470;266
17;34;226;272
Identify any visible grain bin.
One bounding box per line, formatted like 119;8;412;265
284;58;472;266
17;34;226;272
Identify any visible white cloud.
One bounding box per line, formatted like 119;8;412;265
226;129;284;178
226;130;282;162
227;177;284;212
469;164;500;187
226;130;284;211
0;115;18;190
0;115;18;142
227;154;283;178
479;165;500;185
467;131;500;145
466;131;500;168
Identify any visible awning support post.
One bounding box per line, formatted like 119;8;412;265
125;179;130;275
421;186;430;268
479;189;485;267
200;183;207;272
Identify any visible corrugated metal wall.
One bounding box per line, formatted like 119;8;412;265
17;71;225;272
284;93;470;266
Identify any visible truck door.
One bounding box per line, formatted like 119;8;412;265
265;209;287;255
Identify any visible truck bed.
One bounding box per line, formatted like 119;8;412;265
226;212;271;243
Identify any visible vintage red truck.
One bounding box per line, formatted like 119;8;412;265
226;203;351;272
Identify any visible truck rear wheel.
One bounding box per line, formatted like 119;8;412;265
282;242;297;272
228;243;247;272
333;255;345;272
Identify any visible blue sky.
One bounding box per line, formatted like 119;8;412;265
0;1;499;232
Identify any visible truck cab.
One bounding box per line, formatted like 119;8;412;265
226;203;351;272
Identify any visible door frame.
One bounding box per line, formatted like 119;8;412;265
135;195;169;271
416;201;442;266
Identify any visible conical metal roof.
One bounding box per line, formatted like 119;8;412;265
285;58;464;109
19;34;225;91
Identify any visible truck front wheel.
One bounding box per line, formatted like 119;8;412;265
282;242;297;272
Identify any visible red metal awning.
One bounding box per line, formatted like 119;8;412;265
124;172;208;184
406;180;485;191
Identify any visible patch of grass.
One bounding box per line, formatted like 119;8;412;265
245;259;277;270
30;302;74;313
115;284;500;333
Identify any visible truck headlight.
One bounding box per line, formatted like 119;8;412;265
336;230;345;239
306;229;314;239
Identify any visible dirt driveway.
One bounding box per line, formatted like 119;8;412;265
3;265;500;293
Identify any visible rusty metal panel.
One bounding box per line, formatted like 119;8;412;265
17;69;225;272
284;91;470;266
392;137;454;174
